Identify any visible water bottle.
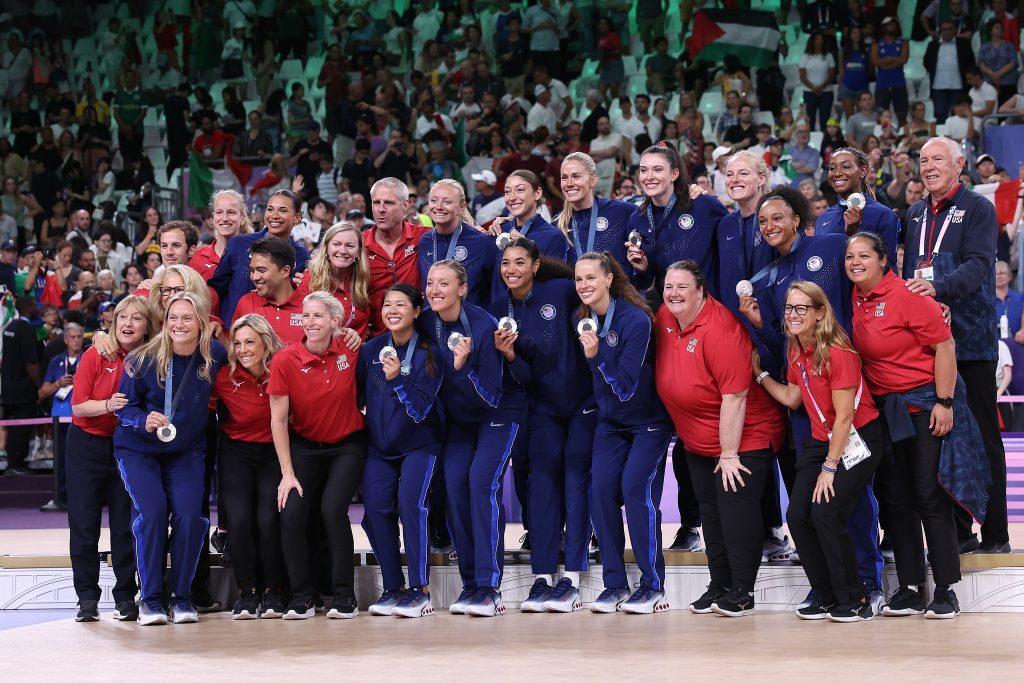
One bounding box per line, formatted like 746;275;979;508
1000;313;1009;339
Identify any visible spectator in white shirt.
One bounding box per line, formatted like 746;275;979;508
588;116;623;197
967;67;998;118
532;64;573;123
414;99;454;140
452;85;483;121
943;94;979;142
527;85;559;134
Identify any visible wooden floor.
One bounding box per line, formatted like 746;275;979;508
2;610;1023;681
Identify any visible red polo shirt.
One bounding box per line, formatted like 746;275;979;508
268;336;363;443
189;244;221;282
233;286;306;346
71;347;125;436
786;344;879;442
296;277;371;339
655;298;786;457
212;365;272;442
852;271;951;395
363;222;430;330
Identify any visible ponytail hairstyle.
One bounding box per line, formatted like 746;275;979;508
307;221;371;310
502;237;574;283
575;251;655;327
638;142;693;214
268;188;302;213
847;230;891;275
383;282;438;378
784;280;857;375
430;179;475;226
756;185;812;233
828;147;873;198
556;152;599;237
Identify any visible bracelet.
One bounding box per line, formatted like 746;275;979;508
755;371;770;385
719;455;740;460
821;462;838;474
104;398;111;413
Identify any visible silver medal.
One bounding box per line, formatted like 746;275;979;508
627;230;642;248
577;317;598;336
735;279;753;297
848;192;866;210
495;232;512;249
447;331;465;350
498;316;518;334
379;345;398;363
156;423;177;443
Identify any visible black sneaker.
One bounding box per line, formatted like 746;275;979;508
688;583;728;614
827;599;874;623
711;588;755;617
796;594;834;620
958;536;980;554
283;594;316;620
977;541;1012;554
879;534;895;564
232;590;260;620
519;532;531;552
210;527;228;554
113;600;139;621
326;589;359;619
192;589;222;613
75;600;99;622
669;526;702;551
925;586;960;619
882;586;925;616
260;591;286;619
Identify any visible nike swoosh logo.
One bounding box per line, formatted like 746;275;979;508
582;408;596;414
647;427;660;432
725;234;738;241
490;422;505;427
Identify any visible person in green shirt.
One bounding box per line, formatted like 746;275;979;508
15;246;44;299
113;70;147;159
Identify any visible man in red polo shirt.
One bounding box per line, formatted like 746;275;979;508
364;177;430;328
232;237;305;346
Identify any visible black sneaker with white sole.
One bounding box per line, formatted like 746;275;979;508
283;594;316;620
232;590;261;620
260;591;286;619
113;600;139;621
827;599;874;623
712;588;755;617
796;594;834;620
881;586;925;616
925;586;960;619
326;589;359;619
75;600;99;622
688;583;728;614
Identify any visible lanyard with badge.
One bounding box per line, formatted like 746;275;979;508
380;330;418;377
440;307;473;352
432;223;464;264
572;203;599;260
796;361;871;469
501;286;531;336
645;194;676;236
915;203;956;282
157;353;199;443
517;215;537;237
54;354;79;402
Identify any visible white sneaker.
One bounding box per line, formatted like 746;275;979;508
618;584;669;614
590;587;630;613
543;578;583;613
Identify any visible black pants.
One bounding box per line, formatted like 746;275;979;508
2;402;36;468
875;412;961;586
190;410;218;596
54;422;69;505
687;449;770;593
955;361;1008;545
787;420;884;605
671;440;701;528
66;425;136;603
280;431;366;599
217;435;284;593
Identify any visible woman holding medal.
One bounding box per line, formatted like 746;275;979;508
754;281;885;622
358;283;444;619
423;259;525;617
489;171;570;262
270;291;367;620
114;292;227;625
211;314;287;620
490;238;594;613
574;251;672;615
298;221;373;339
68;295;158;623
556;153;637;273
417;180;499;308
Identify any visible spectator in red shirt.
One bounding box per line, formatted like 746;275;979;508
317;43;349;104
192;115;232;169
297;221;373;339
755;280;885;622
498;133;547;190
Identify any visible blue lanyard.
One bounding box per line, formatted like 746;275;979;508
597;298;616;338
572;202;599;260
516;214;537;237
752;235;802;289
388;330;419;375
437;307;472;345
432;223;464;264
645;194;676;236
163;353;198;422
506;286;532;328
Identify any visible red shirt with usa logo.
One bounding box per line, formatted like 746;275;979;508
71;346;125;436
296;276;371;340
363;221;430;330
851;270;951;395
655;297;786;457
212;365;273;442
786;344;879;442
232;287;306;346
268;336;364;443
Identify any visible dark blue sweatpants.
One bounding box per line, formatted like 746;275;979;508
361;450;438;590
116;448;209;602
443;420;521;589
590;421;672;591
527;408;597;574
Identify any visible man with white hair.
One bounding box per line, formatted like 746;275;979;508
902;136;1009;554
364;177;430;329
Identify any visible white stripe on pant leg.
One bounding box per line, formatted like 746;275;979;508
417;455;437;587
488;424;519;588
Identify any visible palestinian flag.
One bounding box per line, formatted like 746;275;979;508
685;9;781;68
973;179;1021;225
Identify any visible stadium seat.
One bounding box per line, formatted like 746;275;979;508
279;59;305;82
809;131;823;149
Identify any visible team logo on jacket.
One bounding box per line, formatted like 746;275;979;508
874;302;886;317
540;304;557;320
952;209;966;224
454;246;469;261
806;256;823;272
754;230;762;246
687;337;698;352
290;313;303;327
607;331;619;346
595;217;609;232
338;355;350;371
678;214;694;229
404;245;415;256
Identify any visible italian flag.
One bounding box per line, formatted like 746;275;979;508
973;179;1021;225
685;9;781;68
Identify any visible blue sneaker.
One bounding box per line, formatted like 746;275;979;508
543;577;583;613
463;587;506;617
619;583;669;614
139;597;168;626
449;586;479;615
520;578;552;612
392;587;435;618
590;587;630;613
368;588;406;616
169;597;198;624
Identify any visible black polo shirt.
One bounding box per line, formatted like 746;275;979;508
1;318;39;405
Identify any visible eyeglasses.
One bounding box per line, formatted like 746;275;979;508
783;304;819;316
160;286;186;297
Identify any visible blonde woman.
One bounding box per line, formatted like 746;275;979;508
299;221;373;338
556;152;636;272
190;189;254;281
212;314;287;620
113;292;228;626
755;281;885;622
416;179;498;307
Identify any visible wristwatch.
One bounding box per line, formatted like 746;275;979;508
936;396;953;409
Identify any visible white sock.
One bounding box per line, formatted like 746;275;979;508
563;571;580;587
537;574;553;586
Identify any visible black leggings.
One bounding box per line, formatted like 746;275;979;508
787;420;884;605
217;435;284;593
280;431;367;599
687;449;770;593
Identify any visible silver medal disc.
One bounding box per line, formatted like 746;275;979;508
156;423;177;443
447;331;465;351
848;192;866;210
379;345;398;363
495;232;512;249
498;316;518;334
577;317;598;336
627;230;642;248
735;279;753;297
